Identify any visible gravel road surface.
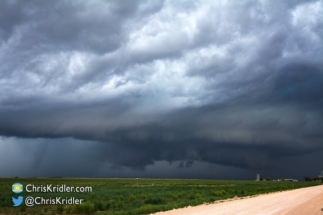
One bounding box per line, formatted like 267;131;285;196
151;184;323;215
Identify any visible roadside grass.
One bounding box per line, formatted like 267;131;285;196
0;178;321;215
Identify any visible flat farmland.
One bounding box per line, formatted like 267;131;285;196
0;178;321;215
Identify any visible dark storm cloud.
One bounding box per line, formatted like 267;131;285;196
0;0;322;178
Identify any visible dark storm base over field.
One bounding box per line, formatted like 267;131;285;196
0;0;322;179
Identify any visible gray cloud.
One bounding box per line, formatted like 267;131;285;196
0;0;322;179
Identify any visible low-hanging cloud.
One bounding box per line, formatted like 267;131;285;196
0;0;322;178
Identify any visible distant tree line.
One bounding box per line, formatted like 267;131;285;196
304;176;323;182
260;177;270;181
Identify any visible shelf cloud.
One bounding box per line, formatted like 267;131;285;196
0;0;322;179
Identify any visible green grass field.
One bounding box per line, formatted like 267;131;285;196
0;178;321;215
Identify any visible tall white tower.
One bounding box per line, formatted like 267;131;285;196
256;174;260;181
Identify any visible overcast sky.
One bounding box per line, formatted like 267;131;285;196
0;0;322;180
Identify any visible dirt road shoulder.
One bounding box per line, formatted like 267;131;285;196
151;184;323;215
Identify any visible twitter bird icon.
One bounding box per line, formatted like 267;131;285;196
12;196;23;207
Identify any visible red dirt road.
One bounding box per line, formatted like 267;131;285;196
151;185;323;215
